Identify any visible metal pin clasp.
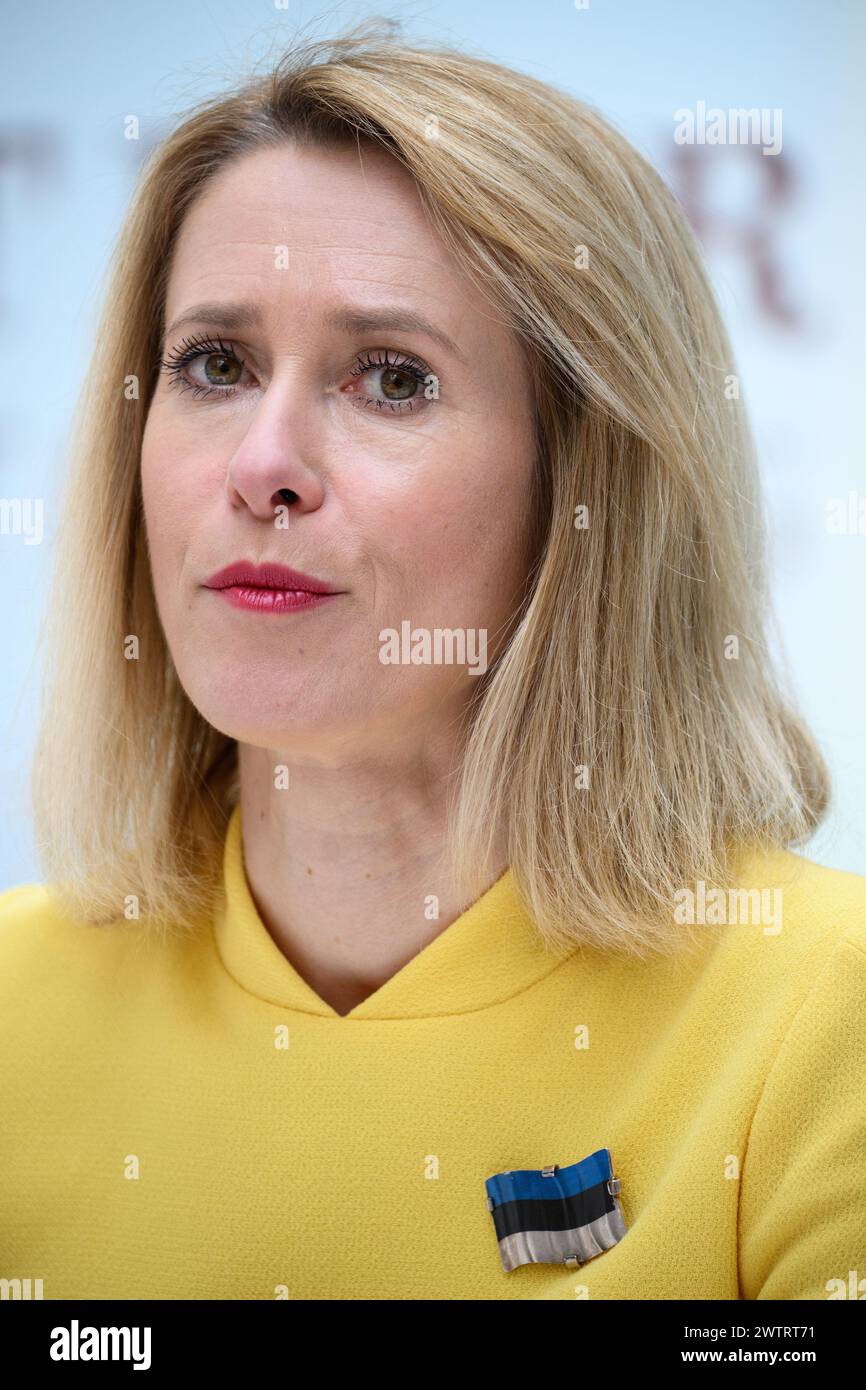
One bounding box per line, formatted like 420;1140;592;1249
541;1164;559;1177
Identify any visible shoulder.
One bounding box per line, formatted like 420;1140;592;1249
668;842;866;1069
0;880;72;957
0;881;124;1004
723;841;866;966
0;878;112;944
767;843;866;1031
0;878;199;1029
732;849;866;1298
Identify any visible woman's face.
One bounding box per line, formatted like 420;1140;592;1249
141;141;538;754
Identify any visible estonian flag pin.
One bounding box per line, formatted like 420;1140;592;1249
484;1146;627;1272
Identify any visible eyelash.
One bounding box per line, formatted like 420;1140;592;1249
158;334;437;414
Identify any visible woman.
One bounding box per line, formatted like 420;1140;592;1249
1;22;864;1301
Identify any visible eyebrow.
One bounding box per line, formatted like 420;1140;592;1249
161;300;465;362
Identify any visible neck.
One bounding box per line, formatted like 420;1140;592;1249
237;737;506;1016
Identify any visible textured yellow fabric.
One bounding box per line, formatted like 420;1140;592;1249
1;805;864;1300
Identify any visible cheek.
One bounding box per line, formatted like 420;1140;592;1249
139;418;202;607
141;413;210;516
368;463;533;630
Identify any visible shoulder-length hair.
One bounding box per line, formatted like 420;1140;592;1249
30;17;829;952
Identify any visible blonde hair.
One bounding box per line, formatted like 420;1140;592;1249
30;17;830;951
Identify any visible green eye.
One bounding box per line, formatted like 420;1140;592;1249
378;366;418;401
201;353;243;387
159;334;249;399
348;348;437;414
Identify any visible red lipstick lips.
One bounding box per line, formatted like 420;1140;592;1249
203;561;343;614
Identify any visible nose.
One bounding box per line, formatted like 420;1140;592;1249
224;374;327;521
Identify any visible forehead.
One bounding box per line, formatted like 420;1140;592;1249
165;141;458;309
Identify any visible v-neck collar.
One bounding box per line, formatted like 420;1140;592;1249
211;803;574;1019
